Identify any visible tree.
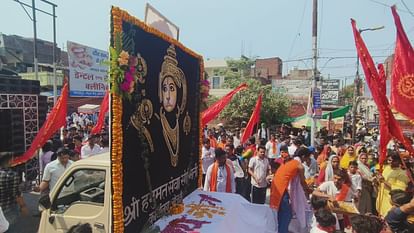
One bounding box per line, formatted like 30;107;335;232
340;83;354;105
218;57;291;127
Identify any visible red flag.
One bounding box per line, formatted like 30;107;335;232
351;18;414;171
12;83;69;166
240;93;262;144
391;5;414;120
201;83;247;125
377;64;392;166
90;90;109;135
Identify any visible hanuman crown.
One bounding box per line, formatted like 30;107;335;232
159;45;186;113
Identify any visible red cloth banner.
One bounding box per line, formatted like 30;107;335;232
377;64;392;166
90;90;109;135
240;93;262;144
12;83;69;166
351;18;414;171
201;83;247;125
391;5;414;121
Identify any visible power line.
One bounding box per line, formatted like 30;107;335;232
318;0;324;54
283;55;389;63
367;0;390;8
400;0;414;18
367;0;411;14
319;46;393;52
286;0;309;74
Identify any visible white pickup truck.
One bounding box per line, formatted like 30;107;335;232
38;152;111;233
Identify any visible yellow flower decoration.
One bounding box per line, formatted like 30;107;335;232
118;50;130;66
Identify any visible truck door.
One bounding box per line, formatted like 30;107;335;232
43;168;108;233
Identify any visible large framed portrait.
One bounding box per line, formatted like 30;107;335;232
110;7;202;233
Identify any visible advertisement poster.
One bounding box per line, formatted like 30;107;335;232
321;79;340;105
313;87;322;119
111;7;201;233
67;41;109;97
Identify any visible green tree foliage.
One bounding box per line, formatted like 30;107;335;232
217;57;291;126
340;83;354;105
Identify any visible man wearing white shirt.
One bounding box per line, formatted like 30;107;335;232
81;135;102;159
249;145;270;204
204;148;235;193
265;134;278;159
288;138;302;157
201;139;215;186
40;148;73;192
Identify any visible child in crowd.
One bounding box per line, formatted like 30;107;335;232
348;160;362;202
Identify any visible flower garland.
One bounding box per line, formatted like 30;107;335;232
110;35;144;100
200;79;210;105
111;7;125;233
198;63;206;188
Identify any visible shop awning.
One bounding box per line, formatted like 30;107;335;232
77;104;100;114
321;105;351;119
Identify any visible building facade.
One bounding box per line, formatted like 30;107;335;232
251;57;282;80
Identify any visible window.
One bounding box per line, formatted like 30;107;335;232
212;76;220;89
52;169;105;213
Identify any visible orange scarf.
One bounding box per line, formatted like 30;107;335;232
209;137;217;148
210;162;232;193
270;159;299;209
335;183;350;201
217;141;226;149
271;140;277;154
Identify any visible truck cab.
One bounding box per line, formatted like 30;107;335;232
38;152;111;233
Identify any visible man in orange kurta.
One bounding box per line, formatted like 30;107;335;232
270;146;309;233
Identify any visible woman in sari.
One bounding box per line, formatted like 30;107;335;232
357;152;375;214
317;154;340;185
376;152;410;217
340;146;357;170
317;145;331;169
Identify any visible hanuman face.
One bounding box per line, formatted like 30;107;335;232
162;76;177;112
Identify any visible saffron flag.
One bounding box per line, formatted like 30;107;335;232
240;93;262;144
377;64;392;166
391;5;414;120
12;83;68;166
351;18;414;170
201;83;248;125
90;90;109;135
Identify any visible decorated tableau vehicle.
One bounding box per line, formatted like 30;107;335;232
40;6;275;233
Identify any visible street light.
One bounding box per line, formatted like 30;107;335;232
351;25;384;143
14;0;58;104
39;0;58;105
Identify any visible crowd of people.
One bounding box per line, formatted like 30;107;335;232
1;108;414;232
201;122;414;233
0;111;109;232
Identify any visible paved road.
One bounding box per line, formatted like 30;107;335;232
8;192;41;233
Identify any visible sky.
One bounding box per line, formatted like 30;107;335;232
1;0;414;83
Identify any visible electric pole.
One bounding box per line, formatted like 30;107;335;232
311;0;318;147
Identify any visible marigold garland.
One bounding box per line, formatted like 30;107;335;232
111;6;124;233
198;61;205;189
